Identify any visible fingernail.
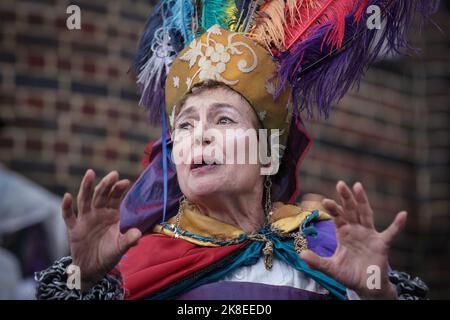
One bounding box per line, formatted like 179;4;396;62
337;180;346;188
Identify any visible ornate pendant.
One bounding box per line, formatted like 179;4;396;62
294;233;308;255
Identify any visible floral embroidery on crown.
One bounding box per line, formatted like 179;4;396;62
178;24;258;90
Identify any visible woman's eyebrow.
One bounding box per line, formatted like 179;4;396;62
176;102;237;122
210;102;236;111
176;105;197;122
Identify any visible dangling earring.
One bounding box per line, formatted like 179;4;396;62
174;195;187;238
264;175;273;223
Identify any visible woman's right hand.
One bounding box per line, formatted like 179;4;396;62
61;169;142;291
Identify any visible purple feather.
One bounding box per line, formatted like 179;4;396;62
133;2;187;124
138;72;167;123
133;2;164;75
275;0;440;119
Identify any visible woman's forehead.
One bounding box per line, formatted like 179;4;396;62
178;87;253;116
184;86;242;105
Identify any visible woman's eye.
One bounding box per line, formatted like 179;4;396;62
177;122;193;130
218;117;235;125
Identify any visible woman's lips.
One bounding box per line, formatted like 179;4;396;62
189;157;223;174
190;163;221;174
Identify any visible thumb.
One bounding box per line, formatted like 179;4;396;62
118;228;142;254
381;211;407;244
300;249;332;274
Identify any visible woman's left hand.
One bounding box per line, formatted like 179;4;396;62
300;181;406;299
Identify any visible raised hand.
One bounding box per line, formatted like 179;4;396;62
300;181;406;299
61;169;142;291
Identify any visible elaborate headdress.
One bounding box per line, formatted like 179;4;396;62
120;0;438;233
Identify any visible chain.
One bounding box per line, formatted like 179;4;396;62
264;175;273;223
247;233;274;270
174;195;186;238
294;233;308;254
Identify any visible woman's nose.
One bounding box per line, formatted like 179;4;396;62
194;132;212;146
193;121;212;146
203;136;212;145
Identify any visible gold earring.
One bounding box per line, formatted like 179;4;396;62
264;176;273;223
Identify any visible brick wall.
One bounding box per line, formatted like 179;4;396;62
0;0;160;196
1;1;448;298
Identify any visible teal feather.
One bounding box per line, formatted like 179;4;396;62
200;0;237;31
163;0;195;44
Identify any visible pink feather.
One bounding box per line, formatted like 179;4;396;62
284;0;369;50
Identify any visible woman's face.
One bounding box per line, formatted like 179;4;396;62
172;86;264;201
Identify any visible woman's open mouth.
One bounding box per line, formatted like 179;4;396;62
190;157;223;174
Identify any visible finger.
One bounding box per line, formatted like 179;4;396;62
108;179;131;209
336;180;359;224
381;211;407;244
92;171;119;209
118;228;142;254
62;193;76;229
300;250;333;275
77;169;95;215
352;182;374;228
322;198;346;227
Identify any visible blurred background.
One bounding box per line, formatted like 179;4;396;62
0;0;448;299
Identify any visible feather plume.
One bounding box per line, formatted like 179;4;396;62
133;2;164;75
164;0;195;44
134;0;439;121
275;0;440;118
241;0;265;32
200;0;238;31
232;0;252;31
284;0;366;50
247;0;287;52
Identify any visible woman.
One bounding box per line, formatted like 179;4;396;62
36;0;435;300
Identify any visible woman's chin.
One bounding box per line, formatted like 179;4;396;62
187;180;222;196
186;172;230;196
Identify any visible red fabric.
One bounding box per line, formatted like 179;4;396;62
141;141;154;168
118;233;247;300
